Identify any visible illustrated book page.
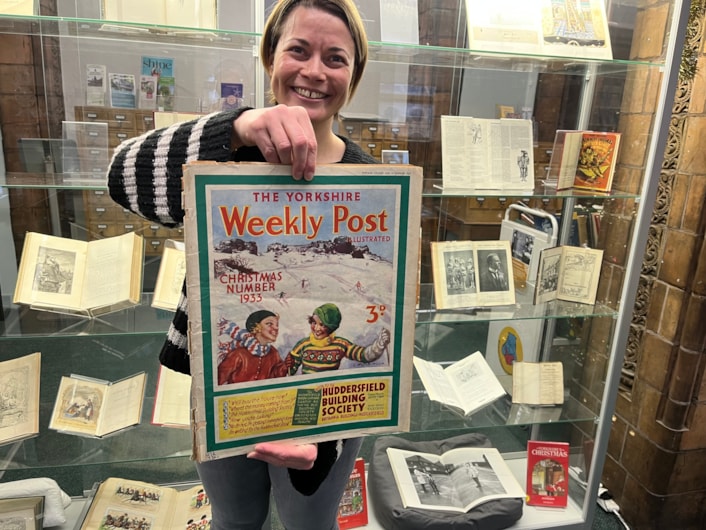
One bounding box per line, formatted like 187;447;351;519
431;239;515;309
0;352;41;446
551;130;621;192
337;457;368;529
465;0;612;60
526;440;570;507
13;231;144;316
80;477;211;530
49;372;146;437
441;116;534;190
152;239;186;311
183;163;422;460
0;496;44;530
413;351;506;417
386;446;525;513
534;246;603;305
151;365;191;428
512;361;564;405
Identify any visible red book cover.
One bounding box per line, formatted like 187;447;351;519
526;441;569;508
572;132;621;192
337;458;368;529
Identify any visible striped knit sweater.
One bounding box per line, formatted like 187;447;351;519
107;108;378;495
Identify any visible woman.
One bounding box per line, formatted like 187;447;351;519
107;1;376;528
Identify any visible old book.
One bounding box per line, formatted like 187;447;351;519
337;457;368;529
151;239;186;311
13;231;144;317
431;239;515;309
0;352;41;446
550;130;621;192
79;477;211;530
182;163;421;460
526;441;570;508
413;351;506;417
0;496;44;530
534;246;603;305
386;445;524;513
511;361;564;406
49;372;146;438
151;365;191;428
441;115;535;190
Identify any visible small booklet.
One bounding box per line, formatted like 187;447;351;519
337;457;368;530
413;351;506;417
534;246;604;305
386;445;525;513
0;496;44;530
526;440;570;508
0;352;41;446
79;477;211;530
151;365;191;428
549;130;621;192
512;361;564;406
49;372;147;438
151;239;186;311
431;239;515;309
441;115;535;190
13;231;144;317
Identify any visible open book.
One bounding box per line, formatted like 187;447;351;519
413;351;506;417
534;246;604;305
512;361;564;406
151;365;191;428
386;445;525;513
151;239;186;311
79;478;211;530
441;116;534;190
13;231;144;317
0;352;41;446
550;130;621;192
49;372;146;438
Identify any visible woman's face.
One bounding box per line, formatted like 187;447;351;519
269;6;355;128
255;316;279;344
309;314;331;340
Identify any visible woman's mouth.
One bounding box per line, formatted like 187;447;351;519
294;87;326;99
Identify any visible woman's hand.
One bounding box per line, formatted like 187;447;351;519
247;441;317;470
233;105;317;181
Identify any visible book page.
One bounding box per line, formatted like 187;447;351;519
412;357;463;412
49;376;106;436
441;116;489;189
82;232;142;310
443;351;506;415
97;372;146;436
152;241;186;311
484;119;535;190
534;246;562;304
80;477;178;530
556;247;603;304
171;484;212;528
430;240;479;309
0;352;41;445
152;365;191;427
512;361;564;405
13;232;89;312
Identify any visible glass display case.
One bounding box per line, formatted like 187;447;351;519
0;1;689;528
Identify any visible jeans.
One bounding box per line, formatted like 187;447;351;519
195;437;363;530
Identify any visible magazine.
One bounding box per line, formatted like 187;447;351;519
386;446;525;513
526;440;570;507
182;162;422;460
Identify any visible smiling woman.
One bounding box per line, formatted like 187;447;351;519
107;1;379;528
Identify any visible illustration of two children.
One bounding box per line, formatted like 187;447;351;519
217;303;390;385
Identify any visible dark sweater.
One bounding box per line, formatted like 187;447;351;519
107;108;378;495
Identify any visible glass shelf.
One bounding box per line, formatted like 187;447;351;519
0;14;667;73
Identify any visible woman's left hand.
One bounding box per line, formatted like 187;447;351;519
247;442;317;470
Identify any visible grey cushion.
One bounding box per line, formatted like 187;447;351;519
368;433;524;530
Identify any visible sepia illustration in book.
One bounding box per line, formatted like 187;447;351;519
49;372;146;438
534;245;603;305
0;496;44;530
79;477;211;530
183;163;422;460
0;352;41;446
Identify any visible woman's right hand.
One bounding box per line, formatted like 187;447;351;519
233;105;317;181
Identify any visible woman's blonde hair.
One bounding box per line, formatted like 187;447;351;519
261;0;368;102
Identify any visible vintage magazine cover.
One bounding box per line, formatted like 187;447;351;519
183;162;422;461
526;440;569;507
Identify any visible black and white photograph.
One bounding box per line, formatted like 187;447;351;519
442;250;476;296
477;249;510;293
